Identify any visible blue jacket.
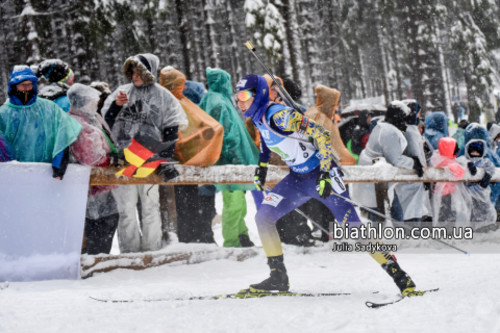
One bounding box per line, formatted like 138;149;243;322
424;112;448;149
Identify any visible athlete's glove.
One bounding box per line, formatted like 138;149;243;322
316;171;332;199
254;161;269;191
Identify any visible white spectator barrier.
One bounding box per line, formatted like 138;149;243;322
0;162;90;282
0;158;495;282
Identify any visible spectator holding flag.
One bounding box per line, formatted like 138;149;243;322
102;53;187;253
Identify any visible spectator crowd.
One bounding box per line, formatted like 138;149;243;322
1;55;498;257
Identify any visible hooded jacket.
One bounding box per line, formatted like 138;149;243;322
0;66;81;164
424;112;449;149
68;83;113;167
199;68;259;190
458;122;500;204
102;53;188;152
159;67;223;166
200;68;258;165
8;65;38;106
430;137;472;224
67;83;118;219
463;139;497;226
352;120;414;208
431;137;465;196
392;122;431;220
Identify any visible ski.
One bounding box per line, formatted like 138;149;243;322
90;289;379;303
365;288;439;309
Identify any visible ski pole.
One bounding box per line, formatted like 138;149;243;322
244;41;301;112
326;191;468;255
263;186;333;240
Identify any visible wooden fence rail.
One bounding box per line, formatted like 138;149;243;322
90;163;499;186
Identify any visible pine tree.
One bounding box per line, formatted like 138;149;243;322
449;10;495;122
244;0;285;70
0;0;20;98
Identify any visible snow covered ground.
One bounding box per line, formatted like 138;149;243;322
2;192;500;333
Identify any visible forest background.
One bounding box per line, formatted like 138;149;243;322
2;0;500;121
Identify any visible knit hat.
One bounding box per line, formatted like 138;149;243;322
282;77;302;101
9;65;38;87
8;65;39;103
235;74;269;123
401;99;421;125
37;59;74;84
385;100;411;132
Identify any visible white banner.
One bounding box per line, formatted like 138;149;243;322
0;162;90;282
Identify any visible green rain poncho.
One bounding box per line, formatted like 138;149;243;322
0;98;81;162
199;68;259;191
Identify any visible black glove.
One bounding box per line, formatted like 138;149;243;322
316;171;332;199
424;182;431;191
52;166;66;180
52;147;69;180
109;153;125;167
254;161;268;191
467;162;477;175
479;172;492;188
156;164;179;182
411;157;424;177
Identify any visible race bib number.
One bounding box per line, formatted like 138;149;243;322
262;192;284;207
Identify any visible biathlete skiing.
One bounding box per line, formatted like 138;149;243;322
234;74;416;296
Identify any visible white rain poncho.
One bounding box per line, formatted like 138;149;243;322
0;97;81;163
102;54;187;152
392;124;431;220
463;139;497;230
430;144;472;228
68;83;118;219
352;121;414;208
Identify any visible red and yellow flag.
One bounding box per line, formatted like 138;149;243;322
116;138;167;178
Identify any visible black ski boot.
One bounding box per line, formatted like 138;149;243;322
382;259;416;296
250;255;290;292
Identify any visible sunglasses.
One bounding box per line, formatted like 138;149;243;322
236;90;254;102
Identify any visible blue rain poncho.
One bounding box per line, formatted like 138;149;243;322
0;97;81;162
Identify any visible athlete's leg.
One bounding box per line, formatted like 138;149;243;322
318;181;416;295
250;172;315;292
255;172;313;257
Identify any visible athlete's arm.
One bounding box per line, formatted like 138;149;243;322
259;136;271;164
271;109;337;172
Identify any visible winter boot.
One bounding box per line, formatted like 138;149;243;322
239;234;255;247
382;258;416;296
250;255;290;292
